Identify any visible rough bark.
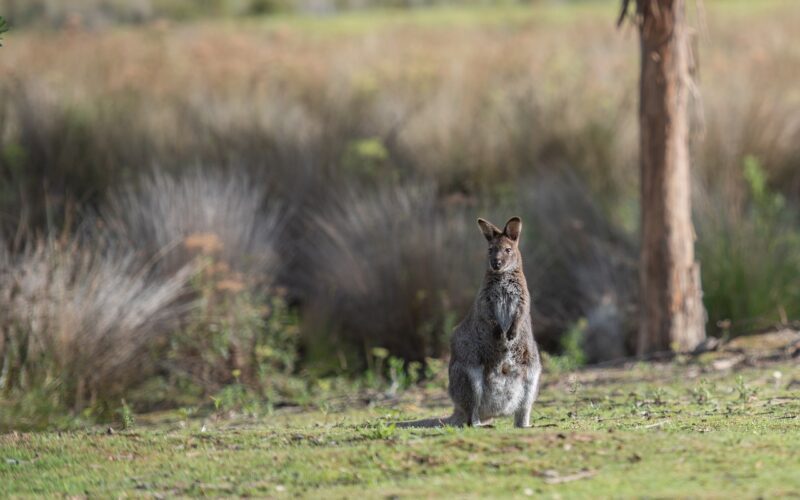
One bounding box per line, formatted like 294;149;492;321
636;0;706;354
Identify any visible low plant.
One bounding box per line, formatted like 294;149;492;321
166;270;301;400
734;375;758;403
543;319;588;373
366;421;397;441
0;16;8;45
116;399;135;430
696;156;800;336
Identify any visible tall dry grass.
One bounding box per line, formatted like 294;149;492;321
299;182;478;369
518;173;638;359
101;169;299;396
104;169;285;280
0;236;193;418
2;5;798;224
0;170;299;427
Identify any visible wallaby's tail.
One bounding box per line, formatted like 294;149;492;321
396;414;464;428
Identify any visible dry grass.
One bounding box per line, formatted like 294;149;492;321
3;3;798;222
99;170;297;397
518;173;638;358
103;169;285;282
300;182;478;369
0;236;193;418
0;169;298;424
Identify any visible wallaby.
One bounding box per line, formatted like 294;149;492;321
399;217;542;428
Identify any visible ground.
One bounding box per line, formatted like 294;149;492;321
2;332;799;498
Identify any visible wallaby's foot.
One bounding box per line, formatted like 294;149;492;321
471;418;494;428
514;410;531;428
470;422;495;428
469;412;482;427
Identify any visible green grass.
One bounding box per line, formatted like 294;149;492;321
3;357;799;498
217;2;612;37
191;0;798;37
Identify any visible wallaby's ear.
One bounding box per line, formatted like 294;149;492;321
503;217;522;242
477;218;502;242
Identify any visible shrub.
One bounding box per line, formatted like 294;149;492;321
517;173;637;360
0;237;193;426
165;268;301;398
103;169;300;396
0;0;292;27
103;169;285;281
299;182;477;370
0;169;302;428
696;157;800;336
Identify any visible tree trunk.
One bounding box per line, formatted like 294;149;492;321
636;0;706;354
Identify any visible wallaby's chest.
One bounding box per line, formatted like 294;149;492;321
485;278;524;334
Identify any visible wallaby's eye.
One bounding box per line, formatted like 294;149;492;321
505;248;512;254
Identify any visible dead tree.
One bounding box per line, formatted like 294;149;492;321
619;0;707;354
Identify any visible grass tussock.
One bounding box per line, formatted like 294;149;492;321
300;183;477;370
104;169;285;280
0;170;301;429
0;236;194;427
104;170;302;402
521;173;638;360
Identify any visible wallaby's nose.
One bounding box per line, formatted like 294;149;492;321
491;259;501;270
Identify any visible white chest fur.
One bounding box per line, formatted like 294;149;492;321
479;351;525;418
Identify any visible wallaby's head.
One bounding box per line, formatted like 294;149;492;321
477;217;523;273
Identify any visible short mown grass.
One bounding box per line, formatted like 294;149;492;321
3;352;799;498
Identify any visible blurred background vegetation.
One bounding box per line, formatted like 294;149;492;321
1;0;799;430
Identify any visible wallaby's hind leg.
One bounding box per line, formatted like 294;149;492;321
514;364;542;428
449;363;484;426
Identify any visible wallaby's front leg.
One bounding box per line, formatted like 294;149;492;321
514;364;541;428
505;313;520;342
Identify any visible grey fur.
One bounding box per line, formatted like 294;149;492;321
448;217;542;428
